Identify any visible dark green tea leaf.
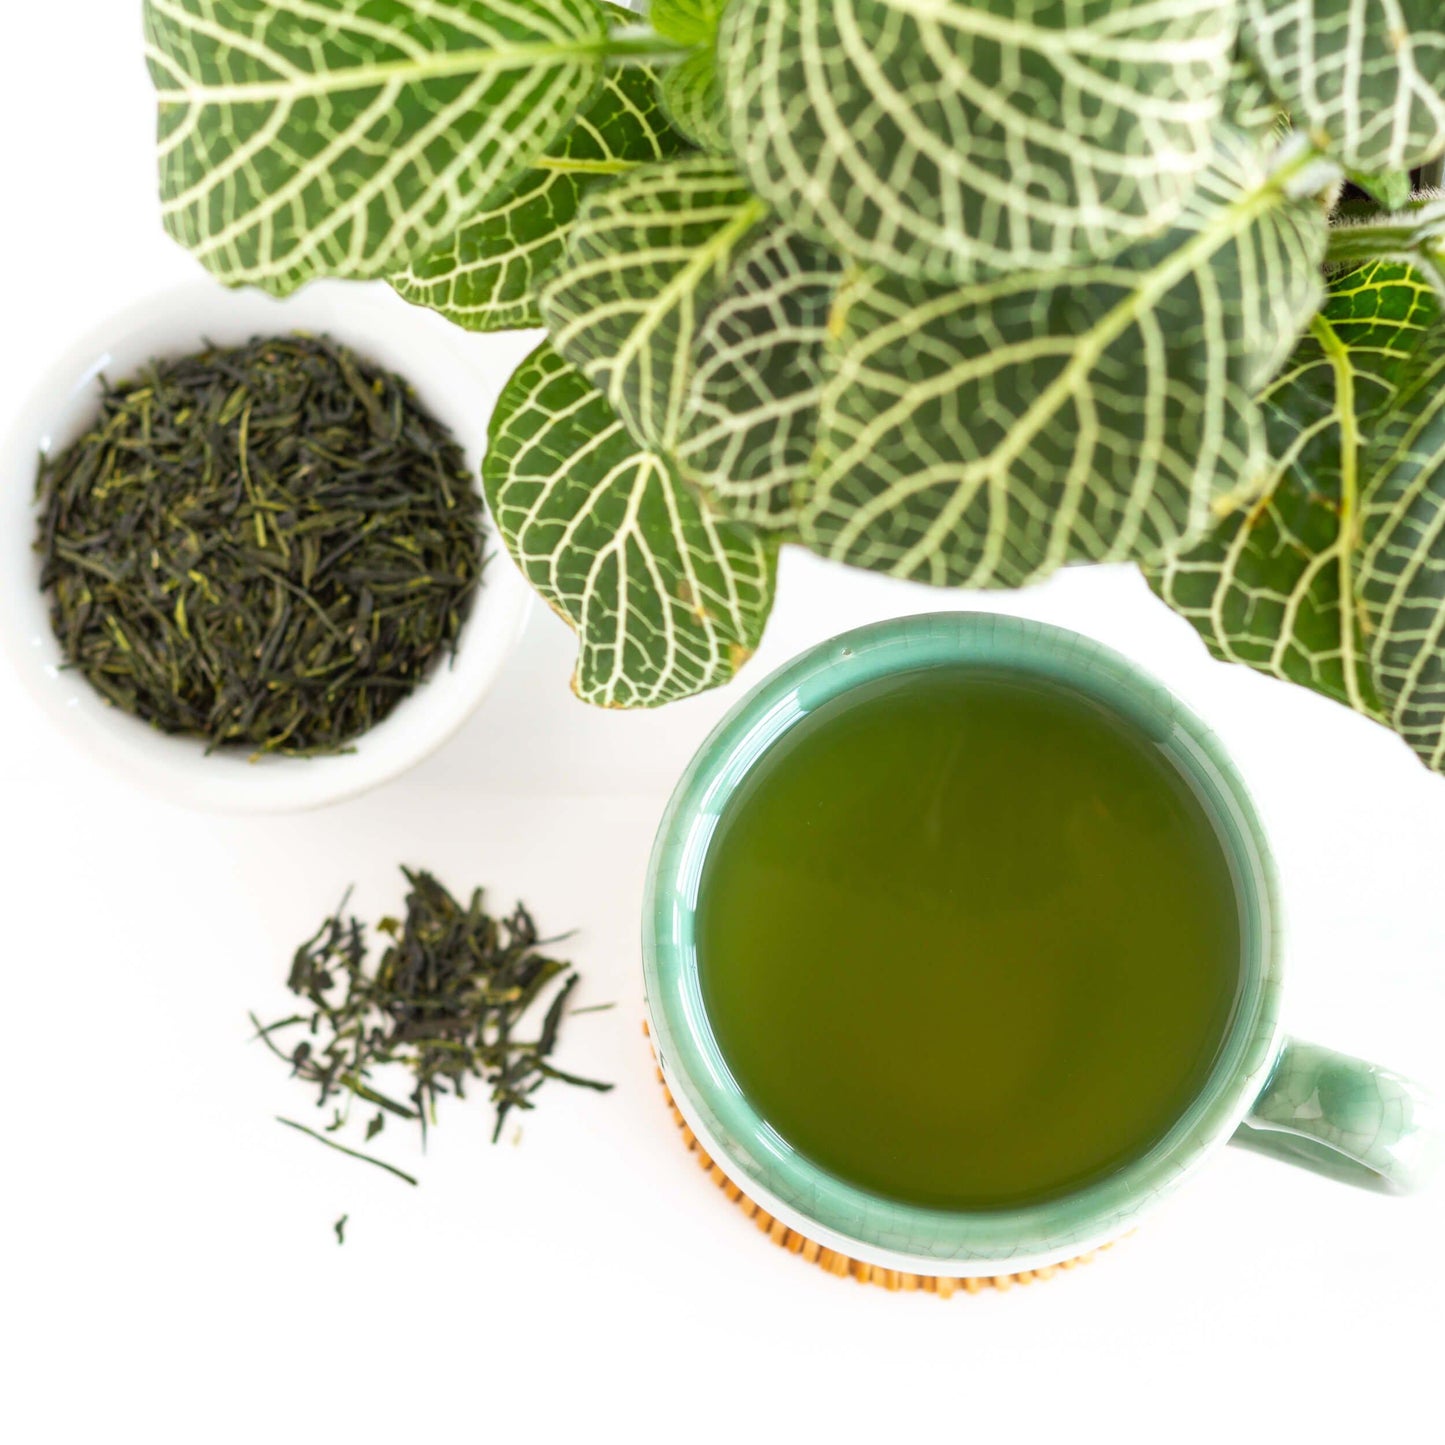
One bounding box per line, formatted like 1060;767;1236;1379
34;336;485;756
258;868;612;1184
277;1118;420;1187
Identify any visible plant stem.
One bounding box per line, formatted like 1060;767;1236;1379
1325;197;1445;296
1308;313;1375;718
598;25;691;66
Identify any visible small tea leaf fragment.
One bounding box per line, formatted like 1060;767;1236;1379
275;1118;419;1187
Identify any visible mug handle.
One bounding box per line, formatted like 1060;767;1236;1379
1230;1037;1438;1194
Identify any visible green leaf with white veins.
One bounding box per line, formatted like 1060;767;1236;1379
1151;262;1440;721
717;0;1235;283
660;49;731;155
678;226;844;531
1348;170;1414;212
1224;50;1288;141
1359;326;1445;768
1242;0;1445;173
144;0;608;295
648;3;728;151
483;342;775;707
649;0;725;46
540;157;768;450
798;131;1328;590
392;44;689;332
1177;127;1328;392
1325;197;1445;301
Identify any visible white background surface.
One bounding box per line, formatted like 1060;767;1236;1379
2;7;1441;1442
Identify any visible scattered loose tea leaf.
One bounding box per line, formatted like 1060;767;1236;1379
334;1214;348;1245
275;1117;420;1187
255;868;612;1192
35;335;485;756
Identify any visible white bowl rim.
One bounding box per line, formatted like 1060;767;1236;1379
0;278;534;813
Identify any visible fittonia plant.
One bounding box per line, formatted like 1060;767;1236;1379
143;1;1445;764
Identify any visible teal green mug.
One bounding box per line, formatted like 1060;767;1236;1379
642;614;1437;1275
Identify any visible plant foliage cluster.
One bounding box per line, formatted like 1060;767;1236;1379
144;0;1445;766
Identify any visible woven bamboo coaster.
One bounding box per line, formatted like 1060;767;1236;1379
645;1022;1106;1295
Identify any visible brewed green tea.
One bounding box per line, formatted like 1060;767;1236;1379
696;667;1243;1211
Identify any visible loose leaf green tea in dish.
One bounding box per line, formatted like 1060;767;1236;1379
253;868;611;1192
696;669;1244;1212
34;335;484;756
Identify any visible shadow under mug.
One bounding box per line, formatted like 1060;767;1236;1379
642;613;1438;1275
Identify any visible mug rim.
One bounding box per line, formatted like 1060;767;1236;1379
642;612;1284;1270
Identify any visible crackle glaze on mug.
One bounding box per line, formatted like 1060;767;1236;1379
642;614;1437;1276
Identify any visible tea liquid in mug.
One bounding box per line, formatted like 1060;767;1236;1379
696;668;1244;1210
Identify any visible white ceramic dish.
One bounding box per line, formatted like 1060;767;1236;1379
0;279;532;812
